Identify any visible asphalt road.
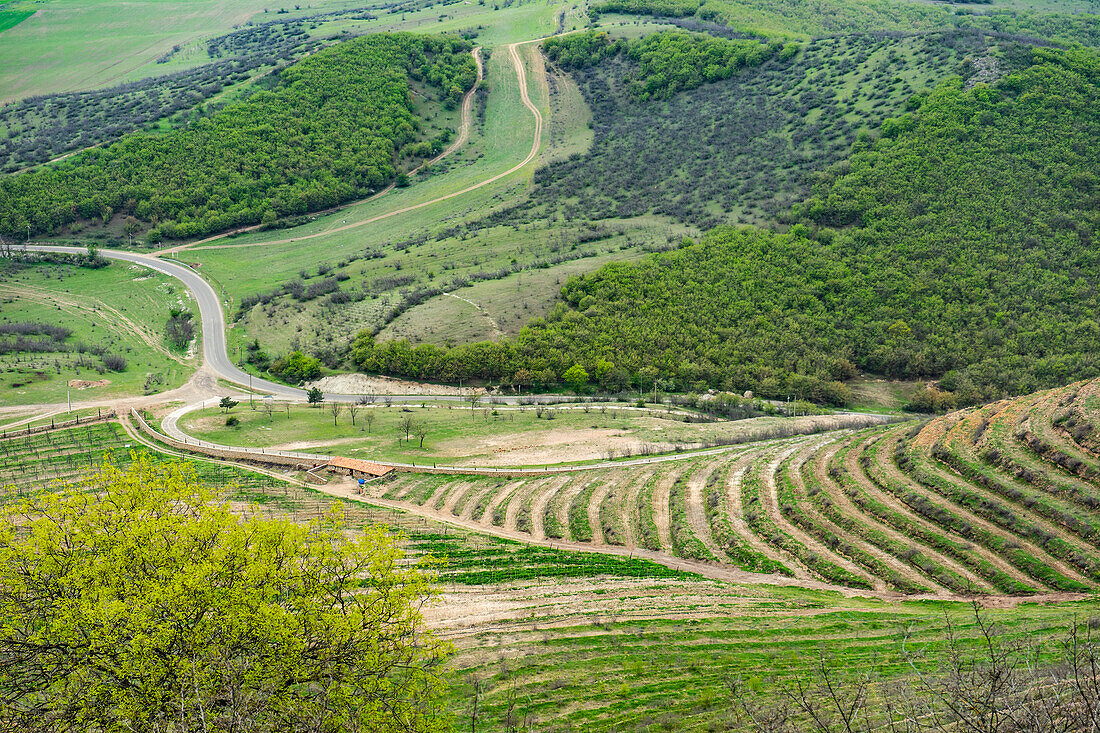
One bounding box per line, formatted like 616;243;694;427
18;245;316;399
12;245;548;404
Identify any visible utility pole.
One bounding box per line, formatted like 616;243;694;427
67;386;71;413
249;373;253;408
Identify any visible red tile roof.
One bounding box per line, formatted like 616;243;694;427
327;456;394;477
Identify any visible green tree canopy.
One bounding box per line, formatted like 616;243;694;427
563;364;590;391
0;456;449;732
0;33;476;241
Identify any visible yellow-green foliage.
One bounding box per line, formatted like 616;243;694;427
0;455;450;732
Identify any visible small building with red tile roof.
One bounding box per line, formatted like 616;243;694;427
325;456;395;480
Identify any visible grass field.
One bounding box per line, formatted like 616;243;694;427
0;8;32;33
7;407;1100;730
377;247;650;344
0;260;198;406
188;41;551;284
179;400;861;466
0;0;283;102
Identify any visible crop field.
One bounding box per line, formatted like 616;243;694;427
347;379;1100;597
0;259;198;406
5;407;1100;729
438;584;1098;731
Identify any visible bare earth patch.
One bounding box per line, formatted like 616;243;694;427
307;373;486;396
444;427;655;466
67;379;111;389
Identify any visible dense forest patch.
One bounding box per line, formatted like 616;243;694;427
0;18;319;173
542;29;791;99
0;33;476;241
356;46;1100;405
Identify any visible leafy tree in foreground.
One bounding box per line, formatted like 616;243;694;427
0;456;449;732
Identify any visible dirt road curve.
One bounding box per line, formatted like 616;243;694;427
158;38;544;254
154;47;487;255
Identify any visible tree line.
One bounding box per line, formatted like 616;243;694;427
542;29;794;100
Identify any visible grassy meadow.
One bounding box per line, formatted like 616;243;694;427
0;260;198;406
0;0;278;102
177;400;834;466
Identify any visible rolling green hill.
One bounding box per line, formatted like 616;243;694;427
593;0;1100;46
0;33;475;241
358;46;1100;406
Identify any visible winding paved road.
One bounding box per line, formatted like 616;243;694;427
20;245;308;398
9;35;556;403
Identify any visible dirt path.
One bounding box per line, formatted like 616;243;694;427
432;479;466;511
503;477;543;532
874;427;1050;589
651;468;677;552
839;432;993;592
424;479;458;512
172;38;547;254
761;438;878;587
441;480;475;516
555;478;589;543
730;449;809;572
459;484;496;522
587;481;611;546
619;468;653;549
684;456;731;562
154;47;487;256
480;480;524;528
443;292;503;338
725;451;806;577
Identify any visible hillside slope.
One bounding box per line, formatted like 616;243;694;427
0;33;476;241
390;46;1099;403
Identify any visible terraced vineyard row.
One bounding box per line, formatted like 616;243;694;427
13;382;1099;598
378;379;1100;595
